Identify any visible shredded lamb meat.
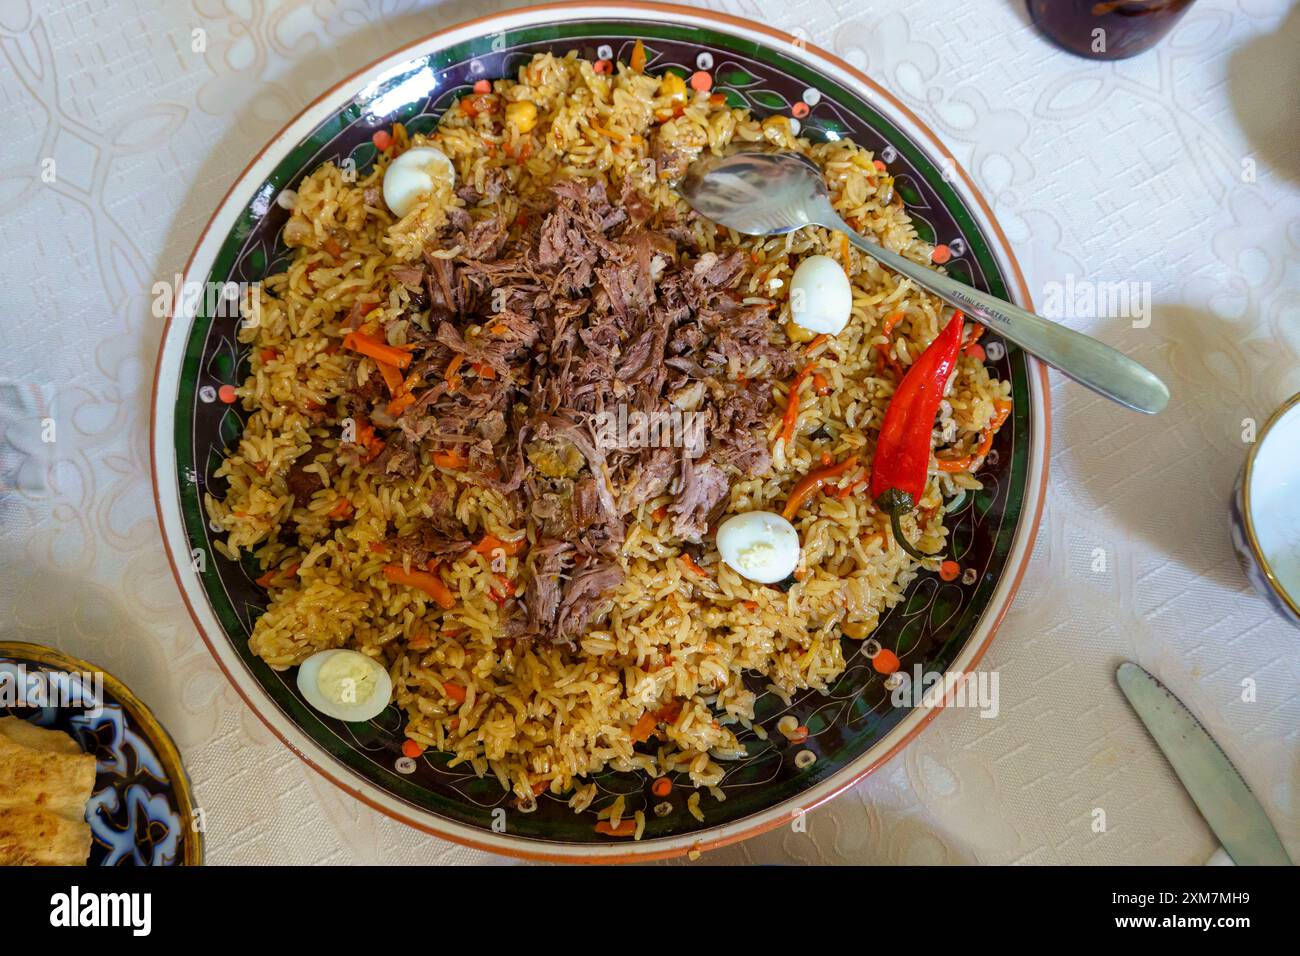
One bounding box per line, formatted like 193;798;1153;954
342;174;790;644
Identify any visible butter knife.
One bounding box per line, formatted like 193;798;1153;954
1116;662;1292;866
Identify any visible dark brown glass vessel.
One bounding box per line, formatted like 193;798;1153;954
1028;0;1196;60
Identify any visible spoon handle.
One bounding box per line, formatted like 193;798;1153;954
828;215;1170;414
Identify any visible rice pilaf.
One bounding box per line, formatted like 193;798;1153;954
205;50;1011;823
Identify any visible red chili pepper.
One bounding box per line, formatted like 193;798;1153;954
867;311;965;559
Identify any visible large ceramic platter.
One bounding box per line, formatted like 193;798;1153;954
151;2;1048;861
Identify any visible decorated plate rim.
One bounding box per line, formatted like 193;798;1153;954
149;1;1050;862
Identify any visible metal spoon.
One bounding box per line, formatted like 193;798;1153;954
681;149;1170;414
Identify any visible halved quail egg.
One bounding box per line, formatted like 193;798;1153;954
382;146;455;217
296;648;393;722
715;510;802;584
789;254;852;336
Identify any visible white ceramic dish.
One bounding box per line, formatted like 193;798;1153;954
1233;392;1300;625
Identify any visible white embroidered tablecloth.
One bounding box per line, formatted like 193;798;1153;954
1;0;1296;865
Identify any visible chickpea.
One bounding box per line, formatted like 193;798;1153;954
505;100;538;133
659;72;687;102
785;320;817;344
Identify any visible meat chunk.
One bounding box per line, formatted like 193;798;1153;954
386;520;471;567
621;447;676;511
554;557;625;642
712;388;773;476
525;539;573;635
669;457;730;543
651;131;692;182
285;440;334;508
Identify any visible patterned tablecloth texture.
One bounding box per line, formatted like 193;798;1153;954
0;0;1296;865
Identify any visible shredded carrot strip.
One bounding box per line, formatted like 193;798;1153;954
975;400;1013;456
254;562;299;587
830;473;868;500
872;310;905;375
779;363;818;445
350;417;385;462
383;564;456;609
432;448;469;469
630;39;647;72
328;498;353;519
343;331;412;369
473;533;526;557
594;819;637;837
386;392;415;417
375;359;404;395
652;777;673;797
445;353;465;392
459;93;496;117
651;504;668;523
630;711;657;743
812;371;831;396
936;399;1012;472
679;554;709;578
588;120;626;142
805;334;829;355
443;682;467;704
936;455;973;473
841;233;851;268
782;455;860;520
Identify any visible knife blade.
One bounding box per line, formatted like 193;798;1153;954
1117;661;1292;866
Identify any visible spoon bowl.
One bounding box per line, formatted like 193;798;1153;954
682;147;826;234
681;148;1170;415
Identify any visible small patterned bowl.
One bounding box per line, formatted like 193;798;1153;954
151;2;1049;861
1231;393;1300;626
0;642;204;865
